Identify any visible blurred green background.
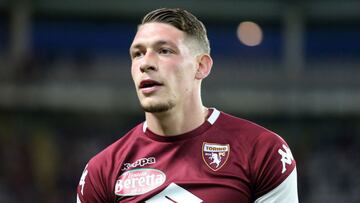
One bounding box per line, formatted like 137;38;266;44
1;0;360;202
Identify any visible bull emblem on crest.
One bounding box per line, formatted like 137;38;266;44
202;143;230;171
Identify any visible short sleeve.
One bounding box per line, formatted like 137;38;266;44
250;132;297;201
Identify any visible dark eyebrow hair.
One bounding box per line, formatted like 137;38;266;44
130;40;177;52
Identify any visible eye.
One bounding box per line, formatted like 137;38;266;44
131;51;144;59
158;48;173;55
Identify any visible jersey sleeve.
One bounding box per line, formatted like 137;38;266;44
76;159;110;203
255;168;298;203
250;131;298;202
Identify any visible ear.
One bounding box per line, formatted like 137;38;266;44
195;54;213;80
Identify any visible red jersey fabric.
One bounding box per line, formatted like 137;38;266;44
77;109;296;203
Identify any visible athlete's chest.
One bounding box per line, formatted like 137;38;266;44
111;136;253;202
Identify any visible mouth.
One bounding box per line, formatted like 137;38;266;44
139;79;163;93
139;79;163;89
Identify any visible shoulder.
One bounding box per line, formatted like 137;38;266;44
216;111;292;159
88;123;144;170
78;123;143;198
215;111;282;145
214;111;296;177
215;112;297;199
76;123;145;202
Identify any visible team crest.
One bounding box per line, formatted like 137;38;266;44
202;142;230;171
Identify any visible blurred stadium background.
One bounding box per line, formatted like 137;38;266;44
0;0;360;202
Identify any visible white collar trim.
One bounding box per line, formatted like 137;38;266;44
142;121;147;133
142;108;220;133
207;108;220;125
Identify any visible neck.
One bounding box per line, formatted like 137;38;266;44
145;104;208;136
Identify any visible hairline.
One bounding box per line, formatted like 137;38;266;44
136;22;208;55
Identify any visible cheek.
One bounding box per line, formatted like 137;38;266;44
173;65;196;90
131;59;141;72
130;64;138;83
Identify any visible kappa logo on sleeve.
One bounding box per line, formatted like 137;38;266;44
79;164;88;195
278;144;294;174
202;142;230;171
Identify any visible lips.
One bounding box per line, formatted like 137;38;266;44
138;79;163;94
139;79;163;89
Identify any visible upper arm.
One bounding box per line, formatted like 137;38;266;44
251;132;298;202
255;167;298;203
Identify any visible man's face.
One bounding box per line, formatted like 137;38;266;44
130;22;198;113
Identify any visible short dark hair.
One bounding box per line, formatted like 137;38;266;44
141;8;210;54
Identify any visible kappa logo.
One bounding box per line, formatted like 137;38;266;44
278;144;294;174
122;157;156;171
202;142;230;171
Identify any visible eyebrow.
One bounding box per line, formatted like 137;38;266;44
130;40;177;51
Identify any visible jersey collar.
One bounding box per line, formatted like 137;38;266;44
142;108;220;142
142;108;220;133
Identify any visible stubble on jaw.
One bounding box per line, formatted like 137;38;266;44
141;100;176;113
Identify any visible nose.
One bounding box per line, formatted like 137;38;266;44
140;51;157;73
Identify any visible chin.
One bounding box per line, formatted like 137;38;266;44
141;101;175;113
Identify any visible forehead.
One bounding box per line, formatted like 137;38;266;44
131;22;185;48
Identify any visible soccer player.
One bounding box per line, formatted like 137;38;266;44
77;8;298;203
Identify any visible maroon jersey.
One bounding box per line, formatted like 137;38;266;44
77;109;297;203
